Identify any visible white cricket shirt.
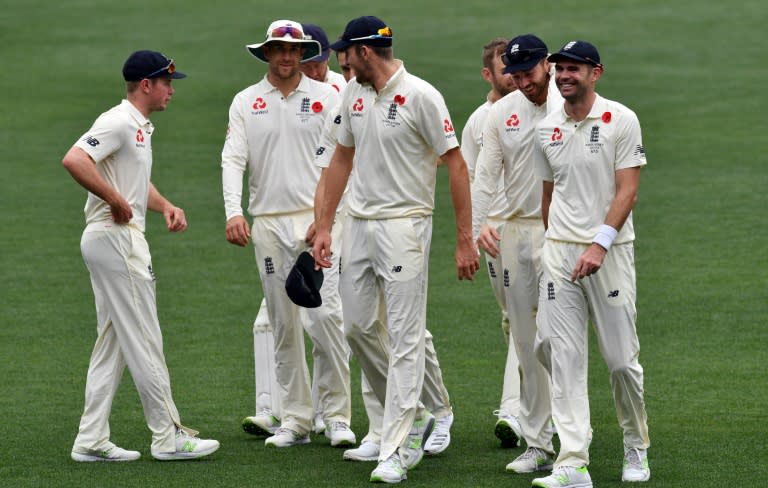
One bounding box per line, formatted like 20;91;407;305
74;99;154;232
461;99;510;224
337;62;459;219
221;74;340;219
535;94;647;244
472;79;563;239
325;69;347;94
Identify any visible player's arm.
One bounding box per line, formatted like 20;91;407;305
148;183;187;232
62;146;132;224
441;146;480;280
221;96;250;247
312;143;354;269
472;116;504;258
570;166;640;281
541;180;553;231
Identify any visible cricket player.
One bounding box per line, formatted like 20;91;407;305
222;20;354;448
62;50;219;462
531;40;651;487
460;37;524;448
312;16;479;484
472;34;563;475
311;56;456;463
243;22;350;440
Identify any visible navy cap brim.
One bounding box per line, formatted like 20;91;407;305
329;39;351;51
547;52;599;66
502;56;544;74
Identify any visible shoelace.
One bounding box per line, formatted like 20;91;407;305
625;448;643;468
519;447;541;461
274;427;297;438
329;421;349;431
255;409;274;418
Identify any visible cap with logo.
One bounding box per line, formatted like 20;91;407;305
329;16;392;51
246;20;321;63
285;251;324;308
547;40;603;68
301;23;331;62
501;34;548;74
122;50;186;82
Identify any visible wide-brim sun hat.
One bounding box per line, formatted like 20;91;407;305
246;19;321;63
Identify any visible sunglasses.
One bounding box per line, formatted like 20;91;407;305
271;25;304;40
501;48;547;67
144;58;175;78
349;26;392;42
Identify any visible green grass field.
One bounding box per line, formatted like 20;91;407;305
1;1;766;486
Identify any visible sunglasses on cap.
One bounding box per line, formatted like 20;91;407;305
271;25;304;40
144;58;176;78
349;26;392;42
501;47;547;67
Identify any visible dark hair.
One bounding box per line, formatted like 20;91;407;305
355;44;393;60
482;37;509;69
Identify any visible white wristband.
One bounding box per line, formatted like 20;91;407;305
592;224;618;251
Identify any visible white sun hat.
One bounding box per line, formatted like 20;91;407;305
246;20;321;63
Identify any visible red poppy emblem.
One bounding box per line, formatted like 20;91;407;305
602;111;611;123
312;101;323;113
136;129;144;142
506;114;520;127
394;94;406;105
551;127;562;141
443;119;454;133
331;84;340;92
353;98;364;112
253;97;267;110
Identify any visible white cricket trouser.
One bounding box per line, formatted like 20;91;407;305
252;299;281;415
536;240;650;468
340;216;431;461
251;210;350;434
360;327;452;443
486;217;520;418
72;223;190;456
499;218;553;451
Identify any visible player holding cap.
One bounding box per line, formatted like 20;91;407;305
312;15;478;484
63;50;219;462
222;19;354;449
531;40;651;487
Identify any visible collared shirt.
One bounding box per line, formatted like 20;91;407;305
471;78;563;239
325;69;347;94
462;99;510;224
535;93;647;244
74;99;154;232
337;62;459;219
221;73;340;219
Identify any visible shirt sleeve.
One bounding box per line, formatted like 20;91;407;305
614;109;647;170
460;114;480;183
471;108;503;239
221;94;248;221
336;85;356;148
533;123;553;182
416;86;459;157
73;114;124;164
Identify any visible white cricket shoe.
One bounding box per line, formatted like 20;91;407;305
505;446;554;473
398;413;435;470
242;410;280;436
622;447;650;482
424;413;453;455
370;453;407;484
313;413;326;435
71;442;140;462
152;430;220;461
264;427;310;448
344;441;380;461
494;412;522;448
532;466;593;488
326;421;356;447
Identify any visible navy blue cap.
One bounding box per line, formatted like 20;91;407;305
122;50;186;82
547;40;602;68
302;23;331;61
501;34;548;74
285;251;324;308
329;16;392;51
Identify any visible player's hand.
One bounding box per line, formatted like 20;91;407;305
476;224;501;258
455;233;480;280
311;229;333;270
108;196;133;224
570;243;607;281
225;215;251;247
305;221;317;246
164;205;187;232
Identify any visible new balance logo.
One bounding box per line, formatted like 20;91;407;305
547;282;555;300
83;136;100;147
265;257;275;275
316;146;326;156
634;144;645;156
334;115;342;124
608;290;620;298
391;265;402;273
